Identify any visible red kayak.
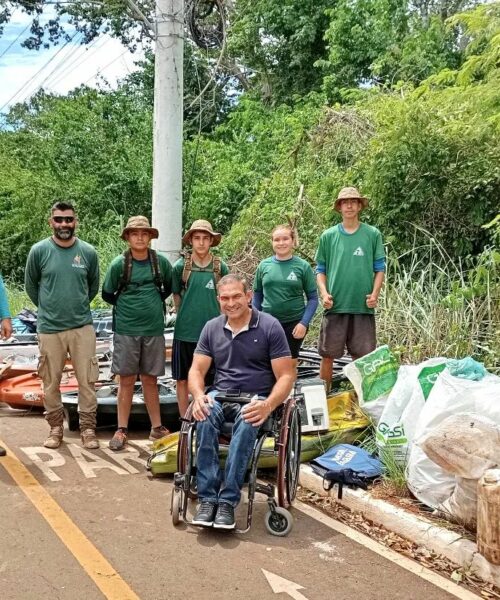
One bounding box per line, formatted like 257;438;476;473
0;371;102;409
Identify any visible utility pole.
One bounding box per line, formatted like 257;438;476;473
152;0;184;264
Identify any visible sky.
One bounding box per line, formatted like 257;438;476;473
0;8;144;114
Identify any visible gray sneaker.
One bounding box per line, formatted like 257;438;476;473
44;426;63;449
213;503;236;530
81;429;99;449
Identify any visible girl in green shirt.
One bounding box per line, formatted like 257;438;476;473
253;225;318;364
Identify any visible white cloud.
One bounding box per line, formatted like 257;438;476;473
0;10;144;112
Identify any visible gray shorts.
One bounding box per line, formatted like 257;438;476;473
112;334;166;377
318;313;376;360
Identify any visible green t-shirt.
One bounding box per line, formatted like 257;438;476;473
253;256;317;323
315;223;385;315
172;256;229;342
24;237;100;333
102;254;173;336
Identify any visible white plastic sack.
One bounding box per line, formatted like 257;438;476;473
438;477;478;531
407;370;500;509
343;345;399;422
419;413;500;479
376;358;446;466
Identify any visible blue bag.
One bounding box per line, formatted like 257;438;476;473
311;444;382;499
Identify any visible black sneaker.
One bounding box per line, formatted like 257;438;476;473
213;503;235;530
0;446;6;457
192;501;217;527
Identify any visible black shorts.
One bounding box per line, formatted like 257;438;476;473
318;313;376;360
172;339;197;381
280;319;305;359
172;339;215;384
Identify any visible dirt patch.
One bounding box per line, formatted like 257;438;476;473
369;479;476;540
298;487;500;599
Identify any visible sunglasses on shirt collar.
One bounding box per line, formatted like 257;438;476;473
52;216;75;224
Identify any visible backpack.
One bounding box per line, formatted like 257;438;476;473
310;443;382;499
114;249;171;310
180;253;222;289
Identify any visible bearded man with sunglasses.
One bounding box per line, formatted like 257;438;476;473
25;202;100;450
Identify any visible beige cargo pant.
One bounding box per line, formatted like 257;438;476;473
38;324;98;430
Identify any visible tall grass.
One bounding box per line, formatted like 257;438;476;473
378;234;499;372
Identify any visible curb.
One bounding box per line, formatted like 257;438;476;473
300;464;500;588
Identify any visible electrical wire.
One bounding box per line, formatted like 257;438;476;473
0;31;79;112
82;47;130;85
0;21;31;61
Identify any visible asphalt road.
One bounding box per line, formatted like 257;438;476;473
0;403;471;600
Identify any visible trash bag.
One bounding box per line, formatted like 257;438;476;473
407;370;500;509
343;345;399;423
375;358;447;466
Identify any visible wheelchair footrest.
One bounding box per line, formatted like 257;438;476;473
256;482;275;498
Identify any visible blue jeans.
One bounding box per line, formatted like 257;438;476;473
196;393;261;507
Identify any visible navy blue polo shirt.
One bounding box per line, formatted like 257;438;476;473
194;308;291;396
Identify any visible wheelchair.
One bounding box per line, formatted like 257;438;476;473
170;390;302;536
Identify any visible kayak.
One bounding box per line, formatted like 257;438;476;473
0;371;84;408
62;380;180;432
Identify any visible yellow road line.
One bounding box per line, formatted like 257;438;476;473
0;439;140;600
295;500;479;600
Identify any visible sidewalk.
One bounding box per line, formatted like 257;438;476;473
300;464;500;589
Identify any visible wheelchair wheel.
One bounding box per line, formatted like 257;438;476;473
277;399;302;508
171;489;181;526
265;506;293;537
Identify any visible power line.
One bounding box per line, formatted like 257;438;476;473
82;48;130;85
16;32;85;104
0;31;79;112
0;21;31;61
47;34;110;89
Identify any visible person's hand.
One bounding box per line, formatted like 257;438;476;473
1;318;12;340
242;399;272;427
321;293;333;310
366;293;379;309
292;323;307;339
192;393;213;421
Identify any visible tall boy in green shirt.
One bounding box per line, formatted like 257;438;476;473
171;220;229;416
315;187;385;391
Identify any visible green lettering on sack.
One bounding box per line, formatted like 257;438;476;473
357;346;399;403
418;363;446;400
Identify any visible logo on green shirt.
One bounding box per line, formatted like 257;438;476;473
72;254;86;269
286;271;298;281
205;279;215;289
353;247;365;256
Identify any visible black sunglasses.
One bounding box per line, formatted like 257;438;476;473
53;216;75;224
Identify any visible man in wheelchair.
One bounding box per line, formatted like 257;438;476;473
188;274;295;529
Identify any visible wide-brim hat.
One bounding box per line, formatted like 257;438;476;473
121;216;159;240
333;186;369;212
182;219;222;246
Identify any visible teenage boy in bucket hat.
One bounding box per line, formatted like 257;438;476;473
315;187;385;392
172;220;229;416
102;216;173;451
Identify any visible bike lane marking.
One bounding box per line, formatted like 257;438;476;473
294;499;478;600
0;437;140;600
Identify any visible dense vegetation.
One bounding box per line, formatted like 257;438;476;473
0;1;498;367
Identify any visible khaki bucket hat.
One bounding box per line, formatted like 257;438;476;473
182;219;222;246
333;187;369;212
121;216;159;240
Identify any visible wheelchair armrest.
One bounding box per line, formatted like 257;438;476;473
213;392;258;404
